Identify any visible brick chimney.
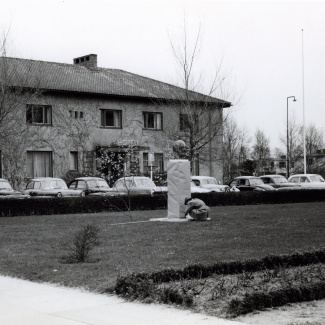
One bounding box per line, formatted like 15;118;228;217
73;54;97;69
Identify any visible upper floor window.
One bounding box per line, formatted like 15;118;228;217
69;111;84;118
100;109;122;128
26;105;52;125
143;112;162;130
180;113;198;131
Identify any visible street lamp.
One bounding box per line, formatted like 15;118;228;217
287;96;297;178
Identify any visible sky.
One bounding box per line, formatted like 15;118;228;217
0;0;324;153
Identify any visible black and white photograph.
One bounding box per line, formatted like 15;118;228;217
1;0;325;324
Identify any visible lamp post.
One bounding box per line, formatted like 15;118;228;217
286;96;297;178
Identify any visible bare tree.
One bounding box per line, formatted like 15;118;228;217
303;124;324;171
280;118;324;173
222;118;251;182
153;16;236;176
251;129;270;174
0;30;42;188
279;113;303;169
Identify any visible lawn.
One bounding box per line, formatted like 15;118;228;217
0;202;324;294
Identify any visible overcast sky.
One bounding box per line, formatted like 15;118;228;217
1;0;324;153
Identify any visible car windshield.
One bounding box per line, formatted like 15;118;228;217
0;181;12;190
44;179;68;189
202;178;218;185
86;180;97;187
135;179;155;187
249;178;264;185
310;175;325;182
97;180;109;188
273;176;288;184
191;181;199;187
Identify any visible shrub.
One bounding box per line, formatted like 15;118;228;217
62;224;100;263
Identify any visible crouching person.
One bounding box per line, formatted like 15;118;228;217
184;197;210;221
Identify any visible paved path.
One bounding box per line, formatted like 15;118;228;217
0;275;246;325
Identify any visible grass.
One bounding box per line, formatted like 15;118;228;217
0;202;324;294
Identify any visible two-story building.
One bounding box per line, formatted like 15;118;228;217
0;54;231;188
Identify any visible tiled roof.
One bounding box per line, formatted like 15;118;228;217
0;57;231;106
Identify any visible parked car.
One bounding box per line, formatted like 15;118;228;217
288;174;325;189
68;177;115;196
22;177;83;197
190;181;211;193
112;176;167;196
228;176;276;191
259;175;300;190
191;176;230;192
0;178;30;198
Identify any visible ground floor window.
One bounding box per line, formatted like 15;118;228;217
70;151;78;171
27;151;53;178
143;152;164;176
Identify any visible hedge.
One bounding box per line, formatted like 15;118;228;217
114;249;325;294
0;188;325;217
228;282;325;316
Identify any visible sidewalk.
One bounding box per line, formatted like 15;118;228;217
0;275;247;325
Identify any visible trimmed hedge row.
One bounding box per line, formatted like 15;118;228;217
0;194;168;217
114;250;325;295
228;282;325;316
0;189;325;217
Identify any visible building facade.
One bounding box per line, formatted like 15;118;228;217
0;54;231;188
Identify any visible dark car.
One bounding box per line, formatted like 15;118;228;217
228;176;276;191
68;177;115;196
259;175;300;190
0;178;29;198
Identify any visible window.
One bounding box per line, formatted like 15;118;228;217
26;105;52;125
77;181;87;189
154;153;164;172
26;180;42;189
27;151;53;177
180;114;190;131
69;111;83;118
279;161;286;168
143;112;162;130
180;114;198;131
143;153;164;176
70;152;78;170
100;109;122;128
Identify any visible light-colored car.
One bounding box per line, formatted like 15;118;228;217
0;178;30;198
260;175;300;190
22;177;83;197
288;174;325;189
68;177;115;196
113;176;167;196
190;181;211;193
191;176;230;192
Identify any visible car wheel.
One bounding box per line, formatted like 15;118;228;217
56;192;63;197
